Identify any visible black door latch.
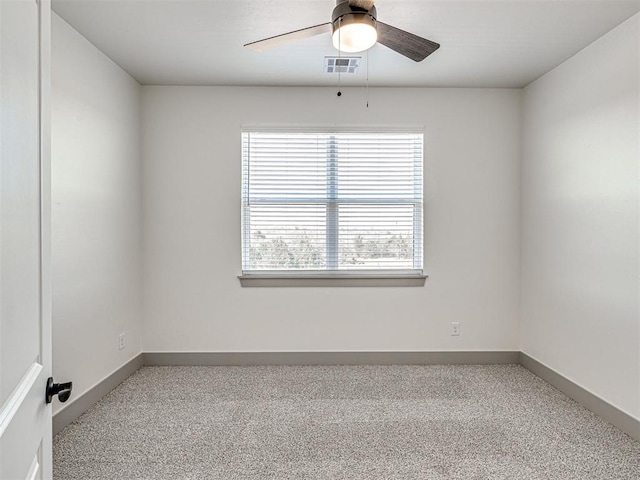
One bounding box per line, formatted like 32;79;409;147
45;377;72;404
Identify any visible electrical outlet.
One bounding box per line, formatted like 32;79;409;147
118;333;126;350
451;322;460;336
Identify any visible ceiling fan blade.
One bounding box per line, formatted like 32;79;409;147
244;23;332;52
376;21;440;62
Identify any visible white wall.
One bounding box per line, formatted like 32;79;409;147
51;13;142;413
50;5;639;423
142;86;521;352
521;14;640;419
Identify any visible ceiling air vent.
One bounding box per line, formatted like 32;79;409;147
324;56;361;74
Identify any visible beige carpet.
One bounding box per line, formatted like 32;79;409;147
54;365;640;479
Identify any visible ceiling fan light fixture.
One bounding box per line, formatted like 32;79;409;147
245;0;440;63
332;13;377;53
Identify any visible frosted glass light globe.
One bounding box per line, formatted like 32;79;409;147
332;20;377;53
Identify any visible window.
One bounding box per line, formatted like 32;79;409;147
240;128;425;285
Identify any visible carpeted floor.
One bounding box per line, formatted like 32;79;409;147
53;365;640;479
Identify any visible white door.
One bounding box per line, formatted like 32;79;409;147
0;0;53;479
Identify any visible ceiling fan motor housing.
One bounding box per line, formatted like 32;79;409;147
331;1;377;31
331;0;378;53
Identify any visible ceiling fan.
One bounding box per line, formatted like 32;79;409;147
244;0;440;62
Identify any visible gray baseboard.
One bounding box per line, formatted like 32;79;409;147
53;351;518;435
519;352;639;442
52;353;143;435
143;350;520;366
53;350;639;444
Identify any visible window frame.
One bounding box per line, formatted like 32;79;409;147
239;126;428;287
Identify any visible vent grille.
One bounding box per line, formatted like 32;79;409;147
324;56;361;74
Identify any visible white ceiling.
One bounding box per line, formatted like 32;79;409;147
52;0;640;88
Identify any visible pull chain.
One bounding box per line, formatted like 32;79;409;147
337;18;342;97
366;49;369;107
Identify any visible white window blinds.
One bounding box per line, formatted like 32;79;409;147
241;129;423;274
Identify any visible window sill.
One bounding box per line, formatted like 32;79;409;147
238;274;428;287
